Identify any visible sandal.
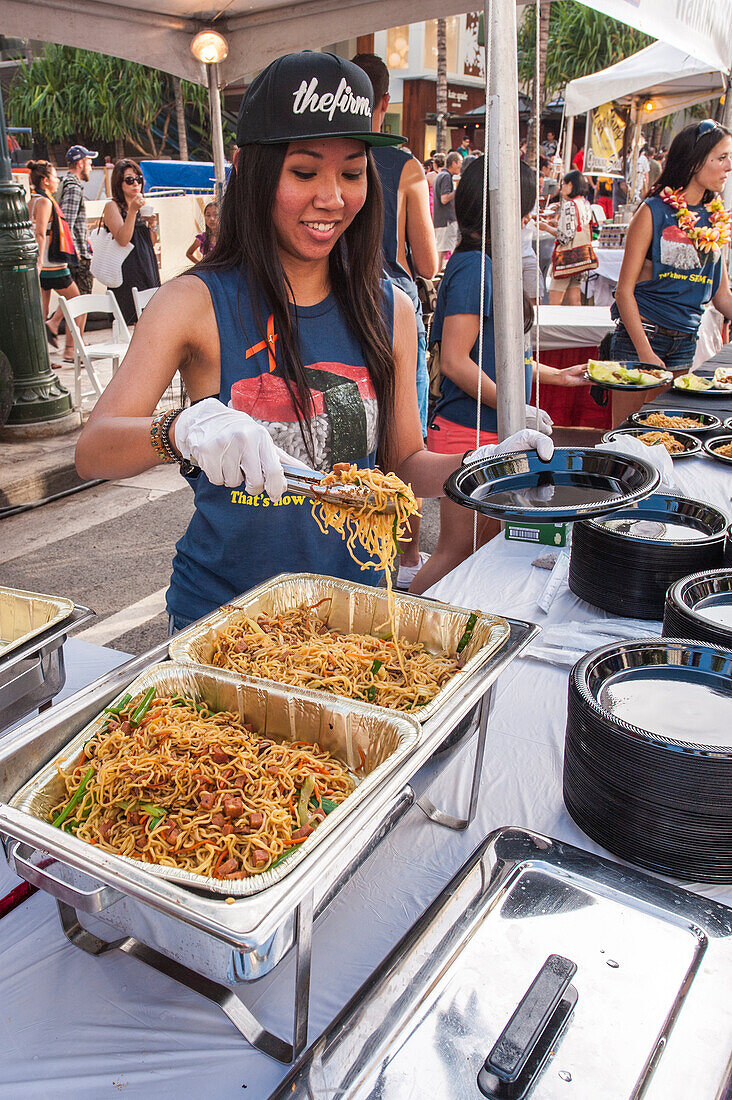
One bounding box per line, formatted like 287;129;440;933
62;351;75;363
45;321;59;348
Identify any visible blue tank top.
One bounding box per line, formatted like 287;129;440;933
611;194;722;334
166;267;393;622
372;146;425;337
431;250;532;433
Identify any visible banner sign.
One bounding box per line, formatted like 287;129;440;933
584;101;628;178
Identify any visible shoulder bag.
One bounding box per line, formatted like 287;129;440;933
551;200;598;279
89;218;134;288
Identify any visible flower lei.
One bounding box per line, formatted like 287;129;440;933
660;186;732;257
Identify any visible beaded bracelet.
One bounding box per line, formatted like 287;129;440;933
150;408;177;464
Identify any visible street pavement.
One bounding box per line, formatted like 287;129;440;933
0;466;441;657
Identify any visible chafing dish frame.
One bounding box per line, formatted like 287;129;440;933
0;604;94;734
0;616;537;1064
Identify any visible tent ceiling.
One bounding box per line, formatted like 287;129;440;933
565;41;725;121
3;0;517;85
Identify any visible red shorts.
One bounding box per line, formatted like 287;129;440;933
426;415;499;455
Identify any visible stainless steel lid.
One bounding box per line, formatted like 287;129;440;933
271;828;732;1099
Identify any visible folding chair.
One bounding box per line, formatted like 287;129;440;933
590;203;607;226
132;286;159;319
58;291;131;408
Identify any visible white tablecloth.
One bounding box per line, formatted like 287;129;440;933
535;305;614;350
593;246;624;283
0;462;730;1098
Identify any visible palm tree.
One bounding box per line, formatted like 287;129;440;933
173;77;189;161
525;1;552;165
436;19;448;155
8;45;206;159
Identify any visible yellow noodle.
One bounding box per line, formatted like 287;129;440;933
49;694;354;881
211;604;459;712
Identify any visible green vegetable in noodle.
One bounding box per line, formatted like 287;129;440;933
366;657;383;701
319;797;338;815
129;687;155;726
104;692;131;716
269;847;297;870
456;612;478;655
297;776;316;827
52;766;94;829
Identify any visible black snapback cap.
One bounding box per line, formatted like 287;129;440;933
236;51;405;148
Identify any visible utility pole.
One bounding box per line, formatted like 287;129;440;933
0;85;75;431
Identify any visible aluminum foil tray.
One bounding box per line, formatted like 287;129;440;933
169;573;510;724
9;662;418;897
0;586;75;661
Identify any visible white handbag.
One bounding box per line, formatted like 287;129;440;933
89;226;134;288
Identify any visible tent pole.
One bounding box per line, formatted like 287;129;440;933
488;0;525;440
563;113;575;172
207;62;226;205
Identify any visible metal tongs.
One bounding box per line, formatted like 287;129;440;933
282;465;397;514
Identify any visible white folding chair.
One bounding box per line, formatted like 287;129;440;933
132;286;159;319
590;203;607;225
58;291;131;408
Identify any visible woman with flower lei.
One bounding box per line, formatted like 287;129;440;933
608;120;732;419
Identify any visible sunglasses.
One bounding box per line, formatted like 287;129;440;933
123;174;144;185
695;119;721;142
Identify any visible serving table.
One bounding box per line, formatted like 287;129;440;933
0;457;730;1097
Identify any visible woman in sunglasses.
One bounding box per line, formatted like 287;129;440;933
610;120;732;399
102;158;160;324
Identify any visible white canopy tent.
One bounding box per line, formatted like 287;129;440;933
565;41;726;121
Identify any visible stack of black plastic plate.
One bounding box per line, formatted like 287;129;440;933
726;524;732;567
663;569;732;648
569;493;727;620
564;639;732;883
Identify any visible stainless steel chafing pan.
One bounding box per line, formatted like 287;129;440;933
169;573;510;724
9;662;418;897
0;585;75;659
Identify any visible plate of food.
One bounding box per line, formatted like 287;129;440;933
630;409;721;434
586;360;673;390
702;433;732;466
602;426;701;459
673;372;732;395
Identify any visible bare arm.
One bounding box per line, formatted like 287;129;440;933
401;157;438;278
103;196;144;247
439;313;497;407
614;204;664;367
186;240;202;263
31;196;50;270
712;255;732;320
76;277;220;479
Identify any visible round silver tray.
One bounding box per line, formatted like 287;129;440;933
602;426;700;460
630;409;722;434
445;447;659;524
703;433;732;467
584;363;672;390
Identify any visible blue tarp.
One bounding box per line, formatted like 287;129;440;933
140;160;231;193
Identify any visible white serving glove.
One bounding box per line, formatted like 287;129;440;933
465;427;555;465
525;404;553;435
174;397;307;500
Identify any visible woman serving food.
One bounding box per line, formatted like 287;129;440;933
76;52;548;630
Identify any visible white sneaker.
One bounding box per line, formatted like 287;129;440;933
396;552;430;590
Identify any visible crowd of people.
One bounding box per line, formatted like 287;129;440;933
21;47;732;604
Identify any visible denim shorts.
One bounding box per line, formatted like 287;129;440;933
416;330;429;437
609;323;697;371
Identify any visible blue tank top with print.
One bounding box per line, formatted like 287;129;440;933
610;194;722;334
166;267;393;622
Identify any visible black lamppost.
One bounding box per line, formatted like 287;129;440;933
0;83;74;428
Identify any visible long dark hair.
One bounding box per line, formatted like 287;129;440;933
650;121;732;204
453;157;533;332
200;143;395;463
563;170;588;199
111;158;144;215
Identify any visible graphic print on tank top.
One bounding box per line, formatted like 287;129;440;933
231;325;378;469
659;225;705;271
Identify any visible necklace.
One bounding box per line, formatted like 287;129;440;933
660;186;732;258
